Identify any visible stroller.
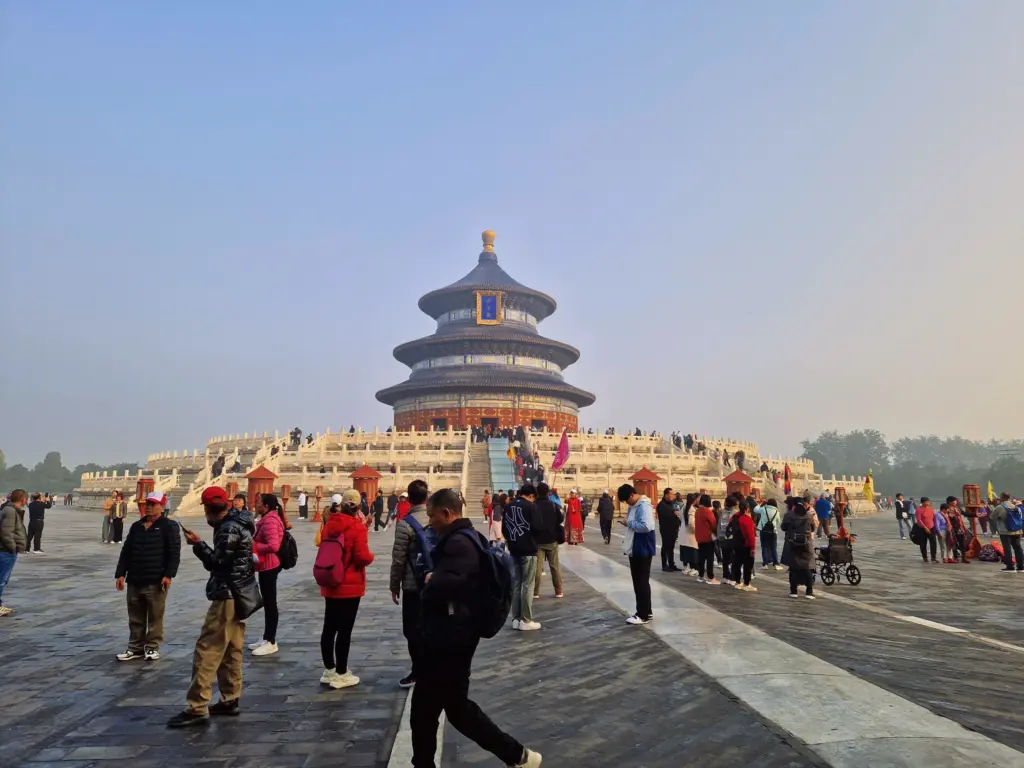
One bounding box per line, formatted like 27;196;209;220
815;534;861;586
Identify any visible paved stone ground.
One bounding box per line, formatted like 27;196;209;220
586;511;1024;753
0;509;410;768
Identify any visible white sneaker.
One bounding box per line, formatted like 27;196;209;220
518;620;542;631
320;668;340;685
117;649;143;662
512;619;521;630
625;614;650;625
743;585;759;593
696;577;705;583
805;594;816;600
705;578;720;585
329;670;360;689
774;565;785;571
789;593;799;598
762;564;770;570
249;639;268;651
33;550;45;555
515;749;543;767
144;648;160;660
0;606;12;617
252;641;278;657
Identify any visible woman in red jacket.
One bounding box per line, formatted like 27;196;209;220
252;493;289;656
318;489;374;689
729;503;758;592
693;495;720;585
565;489;585;545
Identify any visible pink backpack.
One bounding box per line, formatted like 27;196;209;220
313;533;347;588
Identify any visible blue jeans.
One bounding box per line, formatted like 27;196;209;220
760;530;779;566
510;555;537;623
897;516;910;539
0;551;17;606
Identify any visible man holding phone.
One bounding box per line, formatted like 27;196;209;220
114;491;181;662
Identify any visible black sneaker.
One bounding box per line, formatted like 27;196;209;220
209;699;240;717
398;675;416;689
167;710;210;728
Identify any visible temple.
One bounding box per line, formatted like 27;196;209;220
375;231;595;432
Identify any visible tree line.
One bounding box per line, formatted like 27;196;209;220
799;430;1024;499
0;450;140;495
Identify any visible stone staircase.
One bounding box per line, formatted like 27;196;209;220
465;442;492;515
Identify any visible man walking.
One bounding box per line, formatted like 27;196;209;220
618;484;656;625
102;491;117;543
503;485;542;631
297;489;308;520
533;483;563;599
0;490;28;617
387;489;399;525
894;493;911;540
597;490;614;544
373;490;386;531
656;487;681;572
410;488;541;768
168;486;258;727
991;492;1024;573
389;479;433;688
814;494;833;539
26;492;52;554
115;491;181;661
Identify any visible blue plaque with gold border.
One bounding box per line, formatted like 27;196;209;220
476;291;503;325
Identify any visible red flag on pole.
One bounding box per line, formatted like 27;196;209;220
783;463;792;495
551;429;570;472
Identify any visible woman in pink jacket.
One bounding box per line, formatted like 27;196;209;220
251;493;289;656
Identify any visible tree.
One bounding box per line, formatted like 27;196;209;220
800;429;890;477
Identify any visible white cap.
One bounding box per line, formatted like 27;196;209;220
330;493;343;505
400;492;408;498
603;489;609;494
145;491;167;505
571;488;577;494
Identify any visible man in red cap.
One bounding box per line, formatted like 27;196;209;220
168;485;259;728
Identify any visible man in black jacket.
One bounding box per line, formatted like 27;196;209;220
894;493;910;540
597;490;615;544
503;484;542;631
532;483;563;599
115;492;181;662
169;486;257;728
656;488;681;572
26;493;52;554
410;488;541;768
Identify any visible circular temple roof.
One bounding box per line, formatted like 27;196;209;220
392;328;582;369
417;232;558;321
375;368;596;408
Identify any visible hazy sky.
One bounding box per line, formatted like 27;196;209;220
2;2;1022;467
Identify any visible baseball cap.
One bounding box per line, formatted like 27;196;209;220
400;491;408;498
200;486;228;505
330;493;343;505
341;489;362;507
145;491;167;506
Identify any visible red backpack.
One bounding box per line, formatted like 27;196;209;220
313;532;347;588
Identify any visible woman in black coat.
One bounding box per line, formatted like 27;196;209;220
781;500;815;599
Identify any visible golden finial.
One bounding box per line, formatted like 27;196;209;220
481;230;496;252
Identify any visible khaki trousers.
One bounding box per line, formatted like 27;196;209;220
126;583;167;653
185;599;245;714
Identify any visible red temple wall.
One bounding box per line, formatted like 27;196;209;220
394;407;578;433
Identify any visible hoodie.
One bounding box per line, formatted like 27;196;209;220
319;512;375;599
624;495;657;557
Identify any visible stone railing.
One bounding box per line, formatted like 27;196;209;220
460;431;472;499
147;451;205;471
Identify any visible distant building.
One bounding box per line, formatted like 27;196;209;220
375;230;595;432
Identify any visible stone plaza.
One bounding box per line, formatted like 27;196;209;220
2;508;1023;767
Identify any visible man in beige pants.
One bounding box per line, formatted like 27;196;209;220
168;486;259;728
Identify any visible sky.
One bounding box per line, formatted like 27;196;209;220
1;2;1022;467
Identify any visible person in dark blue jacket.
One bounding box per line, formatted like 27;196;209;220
618;484;657;625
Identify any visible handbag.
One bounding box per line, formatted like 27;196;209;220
909;523;925;546
232;578;264;620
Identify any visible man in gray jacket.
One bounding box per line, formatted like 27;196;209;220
990;492;1024;573
389;479;433;689
0;489;29;616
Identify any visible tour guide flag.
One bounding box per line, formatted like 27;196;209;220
988;481;996;503
863;469;874;501
783;463;792;495
551;429;571;472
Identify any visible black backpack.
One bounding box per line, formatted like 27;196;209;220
724;515;742;545
458;529;513;639
761;507;777;534
277;529;299;570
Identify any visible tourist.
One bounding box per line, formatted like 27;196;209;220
565;489;584;545
108;491;128;544
722;449;731;468
679;493;699;575
597;490;614;544
114;491;181;661
728;503;757;591
102;490;116;543
945;497;969;564
990;492;1023;573
692;494;718;584
487;493;506;545
814;493;833;539
396;492;412;522
656;487;681;572
755;497;783;570
0;490;28;617
533;483;563;599
549;487;562;512
387;489;399;524
250;493;288;657
480;489;491;519
316;489;373;689
735;449;746;472
168;486;259;727
297;489;308;520
372;490;386;531
711;500;723;564
717;497;737;584
504;484;541;631
410;488;542;768
781;499;815;598
389;480;432;689
934;503;951;562
914;497;938;563
26;491;52;554
894;493;911;540
618;483;656;624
